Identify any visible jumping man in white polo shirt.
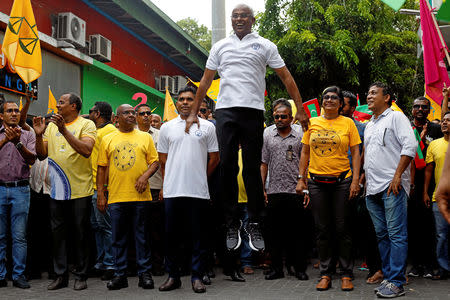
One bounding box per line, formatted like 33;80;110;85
157;86;219;294
185;3;309;254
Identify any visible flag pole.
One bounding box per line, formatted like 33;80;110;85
426;0;450;66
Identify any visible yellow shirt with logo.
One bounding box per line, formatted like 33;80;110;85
91;123;117;189
97;129;158;204
425;137;449;202
43;116;97;199
301;115;361;177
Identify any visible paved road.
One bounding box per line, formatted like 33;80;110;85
2;264;449;300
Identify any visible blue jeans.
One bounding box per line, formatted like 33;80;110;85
432;202;449;271
90;191;114;270
366;188;408;287
0;185;30;280
238;204;252;267
109;201;151;277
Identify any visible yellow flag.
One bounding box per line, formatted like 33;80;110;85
48;86;57;114
189;78;220;103
19;96;23;111
391;101;404;113
2;0;42;84
163;88;178;122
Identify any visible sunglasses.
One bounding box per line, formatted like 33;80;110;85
323;95;340;101
274;114;289;120
413;104;429;110
138;111;152;116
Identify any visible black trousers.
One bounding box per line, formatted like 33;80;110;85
309;178;353;277
266;193;308;273
215;107;265;225
49;196;91;280
148;189;165;273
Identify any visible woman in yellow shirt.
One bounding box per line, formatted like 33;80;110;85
296;86;361;292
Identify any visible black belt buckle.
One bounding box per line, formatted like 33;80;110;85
0;179;29;187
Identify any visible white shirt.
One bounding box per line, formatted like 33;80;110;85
364;108;417;196
157;117;219;199
147;127;163;190
206;32;285;111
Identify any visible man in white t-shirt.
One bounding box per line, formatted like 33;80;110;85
157;86;219;294
185;4;309;252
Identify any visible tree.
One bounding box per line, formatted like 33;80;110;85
177;17;212;51
258;0;423;120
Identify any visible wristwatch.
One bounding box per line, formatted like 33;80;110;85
15;142;23;150
297;174;304;180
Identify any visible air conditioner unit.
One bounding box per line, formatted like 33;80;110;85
172;75;187;95
158;76;174;93
89;34;111;62
56;12;86;48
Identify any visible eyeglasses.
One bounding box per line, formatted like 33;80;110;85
274;114;289;120
413;104;429;110
121;110;136;116
89;109;97;114
231;13;251;19
138;111;152;116
323;95;340;101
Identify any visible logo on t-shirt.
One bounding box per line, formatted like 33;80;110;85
195;130;203;137
311;129;341;157
251;43;261;50
113;142;137;171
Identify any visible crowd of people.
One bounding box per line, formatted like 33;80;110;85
0;3;449;299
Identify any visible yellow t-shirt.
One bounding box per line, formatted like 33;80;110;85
425;137;449;202
44;116;97;200
237;149;247;203
91;123;117;189
301;115;361;177
97;129;158;204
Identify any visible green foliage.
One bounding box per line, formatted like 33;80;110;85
176;17;212;51
258;0;423;121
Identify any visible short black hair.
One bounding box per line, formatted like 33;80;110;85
0;100;18;113
413;96;431;108
342;91;357;108
272;98;292;113
178;85;196;96
68;93;82;112
322;86;344;113
94;101;112;121
369;82;393;106
135;103;151;112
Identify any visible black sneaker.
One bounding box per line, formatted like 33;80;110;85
226;221;242;250
245;222;265;251
13;276;30;289
407;267;421;277
138;272;154;289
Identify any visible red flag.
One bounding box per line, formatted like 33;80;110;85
302;98;320;118
420;0;450;120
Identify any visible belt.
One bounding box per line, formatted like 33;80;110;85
0;179;29;187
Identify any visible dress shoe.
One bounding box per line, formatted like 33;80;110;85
191;279;206;293
265;270;284;280
316;276;332;291
138;272;154;289
229;270;245;282
0;279;7;288
107;276;128;290
47;276;68;290
101;269;115;281
13;276;30;289
295;272;309;281
202;275;211;285
366;270;383;284
242;266;254;275
341;277;354;291
74;279;87;291
158;277;181;291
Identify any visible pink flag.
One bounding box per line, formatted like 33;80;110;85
420;0;450;107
